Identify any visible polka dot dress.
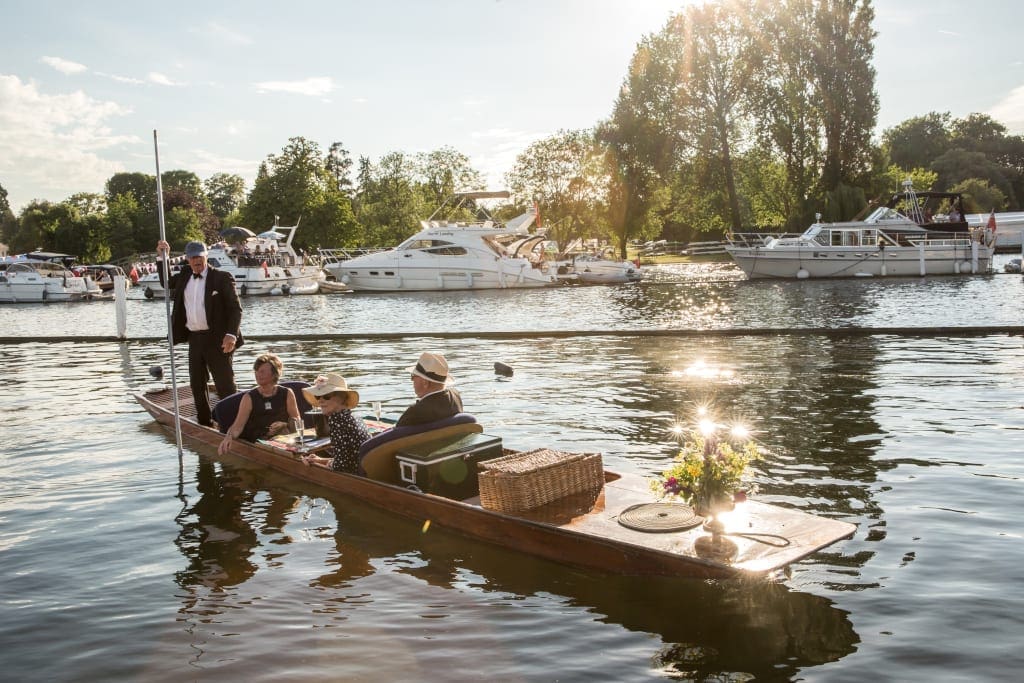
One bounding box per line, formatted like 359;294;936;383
327;409;371;474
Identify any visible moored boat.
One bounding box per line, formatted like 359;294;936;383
324;191;557;291
726;182;996;279
134;384;855;578
0;255;101;302
571;248;643;284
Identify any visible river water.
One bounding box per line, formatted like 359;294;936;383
1;261;1022;681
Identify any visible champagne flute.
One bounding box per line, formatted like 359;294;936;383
292;417;304;447
373;401;382;420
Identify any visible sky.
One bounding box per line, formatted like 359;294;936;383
3;0;1024;214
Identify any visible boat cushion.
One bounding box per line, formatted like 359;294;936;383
212;380;313;433
358;413;482;482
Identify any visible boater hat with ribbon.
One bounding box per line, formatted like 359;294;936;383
407;352;453;385
303;373;360;409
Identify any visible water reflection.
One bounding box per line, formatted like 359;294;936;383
362;517;859;680
174;459;260;591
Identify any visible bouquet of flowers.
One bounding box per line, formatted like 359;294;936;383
652;422;762;515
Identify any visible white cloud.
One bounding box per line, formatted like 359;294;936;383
40;56;87;75
0;74;138;210
96;71;145;85
467;127;544;189
988;83;1024;133
184;148;257;186
254;77;336;97
191;21;253;46
148;72;185;86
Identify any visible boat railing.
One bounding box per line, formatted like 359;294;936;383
727;232;794;248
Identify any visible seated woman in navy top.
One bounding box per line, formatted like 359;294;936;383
300;373;371;474
218;353;300;454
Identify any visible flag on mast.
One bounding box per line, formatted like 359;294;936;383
987;210;997;233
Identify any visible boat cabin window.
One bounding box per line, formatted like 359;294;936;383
424;245;468;256
399;238;459;252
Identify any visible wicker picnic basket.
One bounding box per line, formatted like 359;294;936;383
477;448;604;514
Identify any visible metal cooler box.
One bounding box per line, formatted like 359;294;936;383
395;433;503;500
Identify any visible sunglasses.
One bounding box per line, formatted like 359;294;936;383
319;392;340;401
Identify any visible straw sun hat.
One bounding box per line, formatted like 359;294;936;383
302;373;360;409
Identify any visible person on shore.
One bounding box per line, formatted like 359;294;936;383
218;353;301;454
157;239;243;427
395;352;462;427
300;373;371;473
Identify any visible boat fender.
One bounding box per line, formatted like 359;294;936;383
240;284;247;295
148;366;164;379
144;286;153;299
796;268;809;279
341;275;350;285
282;283;291;295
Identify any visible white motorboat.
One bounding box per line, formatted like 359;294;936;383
725;182;996;279
571;249;642;284
142;220;324;298
0;256;101;302
325;191;557;291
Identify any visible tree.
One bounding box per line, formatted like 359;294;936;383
412;146;483;208
750;0;823;229
597;28;680;255
0;180;16;246
326;142;355;197
811;0;878;191
161;170;205;201
882;113;953;173
204;173;247;222
669;1;765;231
950;178;1007;213
353;151;426;246
505;129;609;245
244;136;359;249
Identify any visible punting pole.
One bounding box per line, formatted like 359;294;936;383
153;130;183;455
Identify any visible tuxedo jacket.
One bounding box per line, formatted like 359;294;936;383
165;266;244;347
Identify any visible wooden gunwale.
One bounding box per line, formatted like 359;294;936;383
135;384;856;578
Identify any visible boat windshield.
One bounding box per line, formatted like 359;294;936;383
865;206;907;222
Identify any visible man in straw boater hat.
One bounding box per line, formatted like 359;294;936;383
396;352;463;427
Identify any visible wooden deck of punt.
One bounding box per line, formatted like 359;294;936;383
135;384;856;578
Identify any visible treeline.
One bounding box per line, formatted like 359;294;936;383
3;0;1024;262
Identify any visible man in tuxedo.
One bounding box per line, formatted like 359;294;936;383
396;352;463;427
157;240;244;427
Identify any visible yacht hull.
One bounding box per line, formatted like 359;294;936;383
727;245;993;279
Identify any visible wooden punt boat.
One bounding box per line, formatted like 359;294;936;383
134;384;855;578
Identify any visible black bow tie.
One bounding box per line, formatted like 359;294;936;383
192;272;203;279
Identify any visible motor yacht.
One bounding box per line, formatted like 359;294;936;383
1;255;101;302
725;182;996;279
325;192;557;291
